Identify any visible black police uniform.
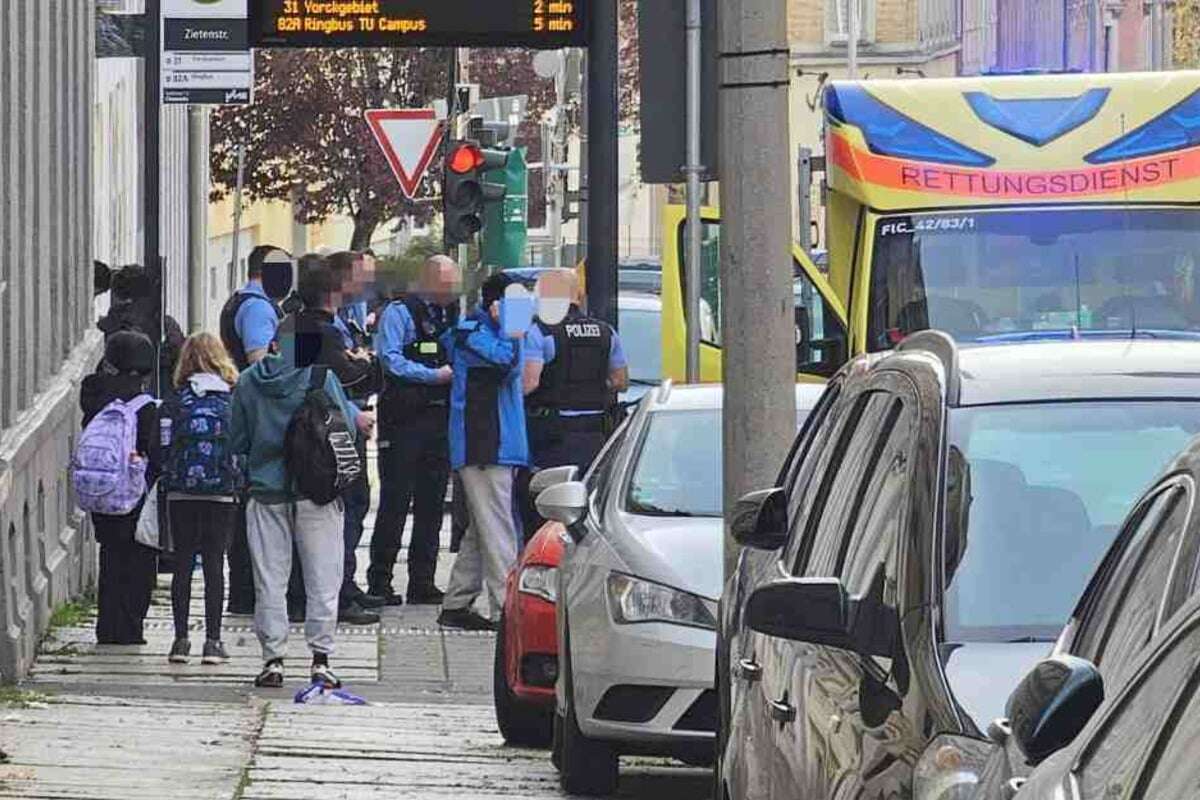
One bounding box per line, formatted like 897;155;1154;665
517;307;615;540
368;295;458;601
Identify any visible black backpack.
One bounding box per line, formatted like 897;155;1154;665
283;366;361;505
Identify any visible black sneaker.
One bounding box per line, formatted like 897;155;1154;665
354;592;387;609
406;584;445;605
201;640;229;665
437;608;496;631
338;602;380;626
254;659;284;688
311;660;342;689
167;638;190;664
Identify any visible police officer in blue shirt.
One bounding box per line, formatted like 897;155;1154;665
220;245;291;371
437;272;528;631
523;269;629;473
367;255;460;606
332;249;376;351
218;245;292;616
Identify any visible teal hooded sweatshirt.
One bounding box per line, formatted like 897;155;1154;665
229;353;359;505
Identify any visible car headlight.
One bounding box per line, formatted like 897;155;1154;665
913;734;992;800
518;565;558;603
606;573;717;630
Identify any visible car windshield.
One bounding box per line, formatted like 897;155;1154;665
618;307;662;384
869;208;1200;350
942;401;1200;643
627;409;722;517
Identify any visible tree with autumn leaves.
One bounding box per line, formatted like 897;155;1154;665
210;1;639;250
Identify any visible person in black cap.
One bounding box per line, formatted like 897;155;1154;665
79;331;162;645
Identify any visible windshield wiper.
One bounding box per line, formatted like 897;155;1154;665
1006;635;1056;644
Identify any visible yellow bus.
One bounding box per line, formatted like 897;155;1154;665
660;70;1200;381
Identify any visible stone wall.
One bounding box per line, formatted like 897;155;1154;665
0;0;99;682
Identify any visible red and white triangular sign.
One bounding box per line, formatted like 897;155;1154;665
364;108;445;199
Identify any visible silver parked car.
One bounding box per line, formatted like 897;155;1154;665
535;382;824;795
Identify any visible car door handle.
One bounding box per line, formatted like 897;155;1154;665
769;698;796;723
737;658;762;682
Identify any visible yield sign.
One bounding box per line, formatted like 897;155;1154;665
364;108;445;199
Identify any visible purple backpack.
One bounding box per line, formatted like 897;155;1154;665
72;395;154;515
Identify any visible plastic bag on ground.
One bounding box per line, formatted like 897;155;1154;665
293;682;367;705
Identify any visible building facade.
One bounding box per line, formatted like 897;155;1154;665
787;0;962;243
961;0;1161;75
0;0;101;682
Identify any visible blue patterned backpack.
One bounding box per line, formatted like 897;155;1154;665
162;385;242;497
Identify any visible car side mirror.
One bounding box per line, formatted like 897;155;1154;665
745;577;857;651
731;488;789;550
529;465;579;498
536;481;588;530
1006;655;1104;766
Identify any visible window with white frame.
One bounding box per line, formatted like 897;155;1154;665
826;0;876;45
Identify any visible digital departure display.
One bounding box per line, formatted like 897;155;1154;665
250;0;589;49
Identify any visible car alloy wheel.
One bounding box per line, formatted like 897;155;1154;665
493;613;553;747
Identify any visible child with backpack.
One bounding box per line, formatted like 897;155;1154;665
161;333;244;665
230;264;375;689
76;331;161;645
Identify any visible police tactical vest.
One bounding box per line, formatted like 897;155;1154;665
382;295;458;412
528;308;612;412
220;291;283;372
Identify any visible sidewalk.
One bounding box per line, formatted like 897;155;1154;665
0;508;711;799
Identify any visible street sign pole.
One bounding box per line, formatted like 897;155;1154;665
684;0;703;384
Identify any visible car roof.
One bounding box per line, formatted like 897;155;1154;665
645;382;826;412
619;292;662;312
884;338;1200;406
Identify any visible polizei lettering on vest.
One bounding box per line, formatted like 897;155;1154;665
565;323;602;337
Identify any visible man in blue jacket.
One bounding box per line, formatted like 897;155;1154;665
437;273;528;631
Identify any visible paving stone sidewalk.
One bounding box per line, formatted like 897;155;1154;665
1;504;710;799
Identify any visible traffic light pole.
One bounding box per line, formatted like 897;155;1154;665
684;0;703;384
718;0;796;579
444;47;459;255
585;0;618;327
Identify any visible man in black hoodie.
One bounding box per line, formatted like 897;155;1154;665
277;258;381;625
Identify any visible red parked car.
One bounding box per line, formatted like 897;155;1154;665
494;517;566;746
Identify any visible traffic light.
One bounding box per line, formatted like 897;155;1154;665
443;139;510;248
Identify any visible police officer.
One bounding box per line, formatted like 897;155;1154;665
367;255;460;606
218;245;291;616
524;268;629;474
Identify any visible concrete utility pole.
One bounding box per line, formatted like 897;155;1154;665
718;0;797;578
187;105;208;333
684;0;704;383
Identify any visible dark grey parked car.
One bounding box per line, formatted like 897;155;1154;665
956;437;1200;800
716;333;1200;800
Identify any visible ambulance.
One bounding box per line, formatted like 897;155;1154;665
659;70;1200;381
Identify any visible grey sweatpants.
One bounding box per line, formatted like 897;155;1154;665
246;498;344;662
444;465;522;619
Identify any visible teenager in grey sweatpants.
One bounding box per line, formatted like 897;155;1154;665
246;499;344;663
443;465;523;621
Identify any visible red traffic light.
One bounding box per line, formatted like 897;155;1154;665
447;143;484;174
